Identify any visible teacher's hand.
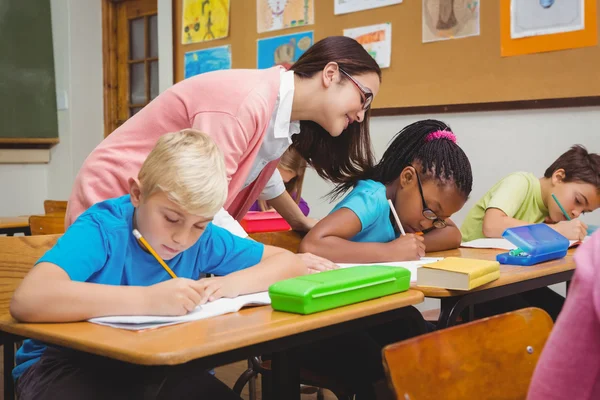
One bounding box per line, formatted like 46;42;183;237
297;253;339;274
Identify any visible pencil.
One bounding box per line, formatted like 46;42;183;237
387;199;406;236
551;193;571;221
132;229;178;279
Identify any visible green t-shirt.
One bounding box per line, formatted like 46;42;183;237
460;172;549;242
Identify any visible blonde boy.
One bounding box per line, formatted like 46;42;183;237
10;129;305;400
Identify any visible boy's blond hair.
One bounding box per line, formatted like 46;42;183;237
138;129;227;218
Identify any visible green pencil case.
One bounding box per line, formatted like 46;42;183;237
268;265;411;315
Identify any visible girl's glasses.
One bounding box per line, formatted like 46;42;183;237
339;68;373;110
414;170;447;229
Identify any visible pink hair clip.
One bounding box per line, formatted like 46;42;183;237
425;130;457;143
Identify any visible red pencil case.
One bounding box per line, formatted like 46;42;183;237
240;211;291;233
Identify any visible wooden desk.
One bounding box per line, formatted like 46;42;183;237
0;217;30;236
0;290;424;400
414;247;576;328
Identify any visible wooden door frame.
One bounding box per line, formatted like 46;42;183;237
102;0;121;138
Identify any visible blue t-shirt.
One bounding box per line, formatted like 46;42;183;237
330;180;399;243
13;195;264;380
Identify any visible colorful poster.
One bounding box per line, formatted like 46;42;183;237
344;23;392;68
511;0;584;39
257;31;313;69
422;0;480;43
184;45;232;79
500;0;597;57
334;0;403;15
181;0;230;44
257;0;315;33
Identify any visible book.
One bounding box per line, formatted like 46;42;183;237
461;238;583;251
88;292;271;331
416;257;500;291
337;257;443;283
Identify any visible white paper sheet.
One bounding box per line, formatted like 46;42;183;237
337;257;443;283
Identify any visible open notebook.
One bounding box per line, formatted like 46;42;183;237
337;257;443;283
461;238;585;251
89;292;271;331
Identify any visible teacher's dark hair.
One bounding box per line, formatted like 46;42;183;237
289;36;381;195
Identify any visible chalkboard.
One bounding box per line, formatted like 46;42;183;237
0;0;59;145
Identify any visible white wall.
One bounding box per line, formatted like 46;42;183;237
303;106;600;229
0;0;104;217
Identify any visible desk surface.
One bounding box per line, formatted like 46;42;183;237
413;247;576;298
0;217;29;230
0;290;423;366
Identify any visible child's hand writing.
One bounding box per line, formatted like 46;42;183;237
145;278;205;316
550;219;588;241
388;234;426;260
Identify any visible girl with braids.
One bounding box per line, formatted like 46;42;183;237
300;119;473;263
64;36;380;272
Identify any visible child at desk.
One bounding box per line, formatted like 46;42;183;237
300;119;473;262
10;129;306;400
461;145;600;242
249;147;311;216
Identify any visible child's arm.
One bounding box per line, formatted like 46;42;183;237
482;208;532;237
10;263;208;322
193;245;306;302
268;191;318;232
422;218;462;251
299;208;425;263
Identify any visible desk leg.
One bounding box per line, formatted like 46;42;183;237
437;296;470;329
3;339;15;400
271;350;300;400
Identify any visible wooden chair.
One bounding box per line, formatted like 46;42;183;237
0;234;61;400
383;307;553;400
43;200;68;215
28;214;65;235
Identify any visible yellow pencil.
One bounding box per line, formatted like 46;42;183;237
132;229;178;279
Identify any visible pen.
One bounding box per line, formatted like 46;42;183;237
551;193;571;221
133;229;178;279
387;199;406;236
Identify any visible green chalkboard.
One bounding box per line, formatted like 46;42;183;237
0;0;58;141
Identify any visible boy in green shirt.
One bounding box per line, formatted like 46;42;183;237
461;145;600;242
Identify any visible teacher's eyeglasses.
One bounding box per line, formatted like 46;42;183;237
339;68;373;110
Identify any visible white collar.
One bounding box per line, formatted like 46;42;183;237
273;69;300;143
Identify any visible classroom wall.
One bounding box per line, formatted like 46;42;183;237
303;107;600;228
0;0;104;217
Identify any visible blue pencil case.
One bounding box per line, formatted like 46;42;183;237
496;224;569;266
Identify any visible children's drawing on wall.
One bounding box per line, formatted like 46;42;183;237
181;0;230;44
334;0;403;15
511;0;584;39
422;0;480;43
344;23;392;68
257;0;314;33
257;31;313;69
184;45;232;79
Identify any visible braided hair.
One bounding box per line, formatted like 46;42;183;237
331;119;473;199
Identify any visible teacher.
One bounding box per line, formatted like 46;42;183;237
66;36;381;239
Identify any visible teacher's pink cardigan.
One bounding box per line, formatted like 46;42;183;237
527;230;600;400
66;67;283;226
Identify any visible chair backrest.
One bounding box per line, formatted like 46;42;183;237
29;214;66;236
383;307;553;400
248;230;304;253
43;200;68;215
0;234;60;313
